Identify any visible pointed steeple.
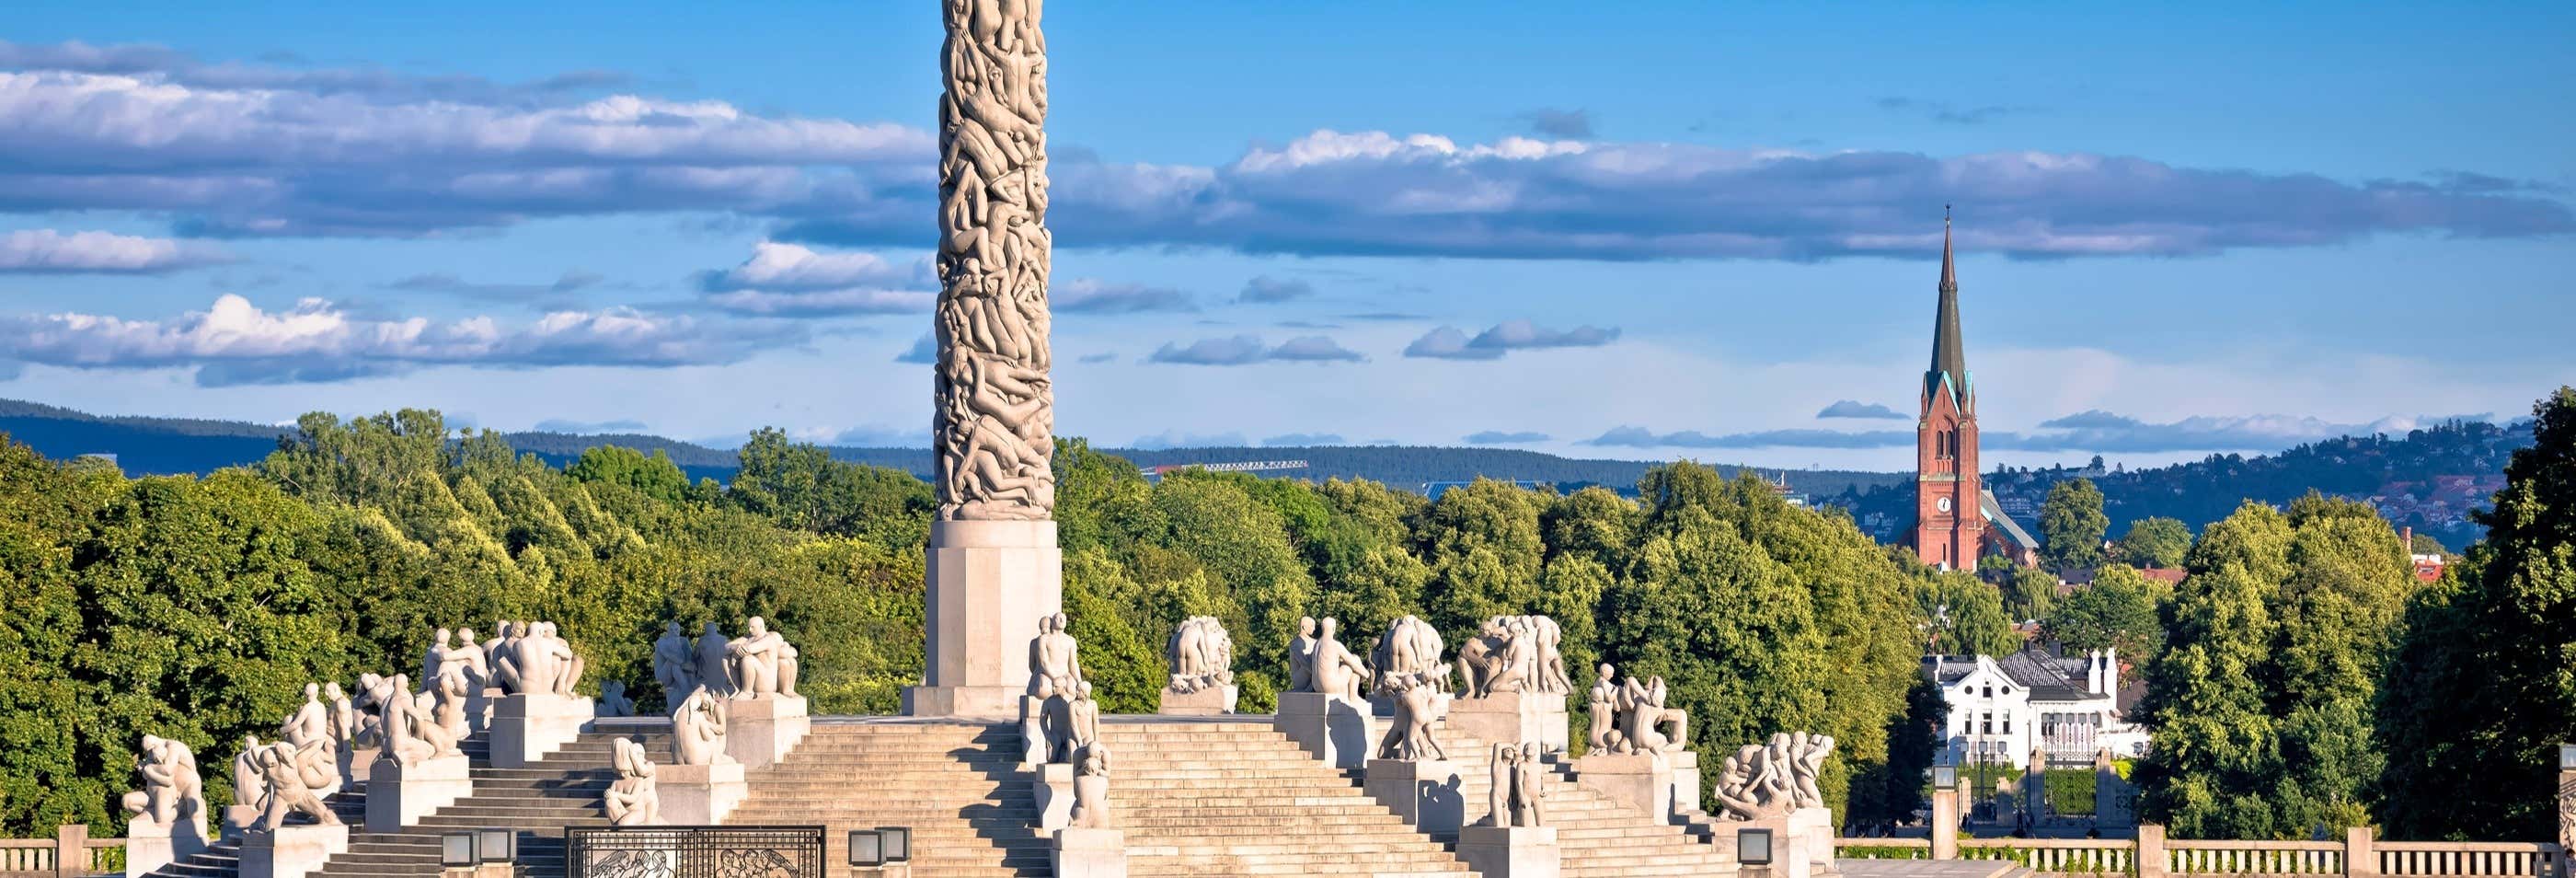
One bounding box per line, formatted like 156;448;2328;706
1927;207;1970;410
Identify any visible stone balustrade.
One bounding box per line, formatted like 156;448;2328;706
1834;832;2570;878
0;826;123;878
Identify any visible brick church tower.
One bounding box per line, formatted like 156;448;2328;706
1915;212;1985;570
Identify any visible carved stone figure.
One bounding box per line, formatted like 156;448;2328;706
1061;681;1102;765
1287;617;1318;693
1372;615;1450;694
1308;618;1368;699
652;621;698;698
541;622;585;696
604;737;660;826
431;671;470;744
1164;617;1233;694
1069;745;1112;829
410;689;462;760
1713;731;1834;820
1610;676;1686;754
1788;732;1834;809
378;675;431;767
324;683;355;750
1512;742;1547;827
1585;664;1616;751
1485;743;1514;827
454;628;489;689
725;617;800;699
1030;613;1083;698
422;628;463;693
1456;615;1570;699
598;680;637;718
694;622;736;698
1375;675;1446;761
670;687;734;766
281;684;339;798
231;735;262;812
252;742;339;830
122;734;206;832
351;673;400;749
480;622;513;671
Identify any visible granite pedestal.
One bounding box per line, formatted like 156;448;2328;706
1573;752;1673;820
1155;685;1236;715
1273;692;1378;769
903;520;1063;718
1456;825;1559;878
488;692;594;768
365;754;472;833
1669;750;1701;815
1364;759;1466;838
1050;827;1127;878
658;762;747;825
338;746;378;786
1448;692;1569;753
238;824;348;878
122;816;210;878
222;804;259;840
721;695;810;768
1031;763;1075;830
1707;807;1834;878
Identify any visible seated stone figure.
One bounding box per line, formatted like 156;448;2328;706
725;617;799;699
604;737;659;826
670;687;734;766
598;680;637;718
651;621;698;699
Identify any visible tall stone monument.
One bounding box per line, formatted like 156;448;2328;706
903;0;1066;720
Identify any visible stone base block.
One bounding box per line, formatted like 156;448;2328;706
1273;692;1378;769
1706;806;1834;878
222;804;259;840
466;688;500;736
122;818;211;878
1031;763;1075;830
909;520;1064;719
1156;685;1236;715
366;754;472;833
1050;826;1127;878
722;695;810;768
1448;691;1569;752
338;747;378;786
1574;752;1673;820
1364;759;1466;838
489;692;594;768
659;762;747;825
1790;805;1837;877
1457;825;1559;878
239;823;349;878
1670;750;1702;815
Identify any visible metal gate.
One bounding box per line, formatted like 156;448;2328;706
566;826;825;878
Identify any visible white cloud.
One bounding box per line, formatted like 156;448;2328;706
1147;333;1364;365
0;229;229;273
1404;320;1620;360
695;241;933;317
1053;279;1196;314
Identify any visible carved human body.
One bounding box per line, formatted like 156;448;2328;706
421;629;463;694
1062;682;1101;765
1030;613;1082;698
1374;676;1446;761
230;736;263;814
1308;618;1367;699
604;737;660;826
1512;743;1546;827
1585;664;1616;751
123;735;206;831
599;681;636;718
253;743;339;830
1069;745;1112;829
1712;731;1833;820
454;629;489;689
1164;617;1232;694
670;687;734;767
1373;616;1450;694
725;617;800;699
1287;617;1318;693
652;622;698;698
694;623;736;698
282;684;339;798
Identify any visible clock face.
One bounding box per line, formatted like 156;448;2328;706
1937;497;1953;513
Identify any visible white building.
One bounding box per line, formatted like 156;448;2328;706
1926;646;2148;769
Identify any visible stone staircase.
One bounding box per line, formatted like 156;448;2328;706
1434;728;1735;877
145;787;372;878
1100;717;1474;878
316;731;671;878
723;719;1052;877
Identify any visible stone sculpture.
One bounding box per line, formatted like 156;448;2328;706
604;737;660;826
1585;664;1616;751
412;689;462;760
725;617;800;699
1061;681;1102;765
1375;675;1446;761
323;683;355;750
422;628;471;693
430;671;470;744
651;621;698;699
454;628;489;689
1713;731;1834;820
350;673;397;748
694;622;736;698
598;681;636;718
1164;616;1234;694
1030;613;1083;698
670;687;735;766
231;735;263;812
280;684;339;799
480;622;513;669
1595;667;1687;756
1287;617;1318;693
1372;615;1449;694
1485;743;1514;827
1456;615;1570;699
122;734;206;832
250;742;339;830
933;0;1056;524
1069;745;1112;829
378;674;447;768
494;621;581;696
1307;618;1368;700
1485;741;1547;827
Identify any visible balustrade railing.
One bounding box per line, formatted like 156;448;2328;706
1833;836;2569;878
2167;839;2345;874
0;827;121;878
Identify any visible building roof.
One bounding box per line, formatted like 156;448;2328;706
1997;648;2093;703
1926;212;1971;410
1979;489;2038;550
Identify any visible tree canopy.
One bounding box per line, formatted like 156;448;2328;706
2039;479;2110;570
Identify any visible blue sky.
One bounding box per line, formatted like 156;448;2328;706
2;2;2570;469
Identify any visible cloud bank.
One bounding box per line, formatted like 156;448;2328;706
1405;320;1621;360
1147;333;1365;365
1817;399;1909;420
0;229;228;273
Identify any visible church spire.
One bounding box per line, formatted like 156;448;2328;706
1927;207;1970;409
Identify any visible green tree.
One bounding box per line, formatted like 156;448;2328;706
0;439;112;834
2045;564;2164;662
2131;562;2282;838
1922;572;2018;658
2120;516;2192;569
2039;479;2110;570
1415;479;1547;638
565;445;691;503
2002;563;2056;622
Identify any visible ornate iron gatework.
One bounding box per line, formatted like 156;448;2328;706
567;826;824;878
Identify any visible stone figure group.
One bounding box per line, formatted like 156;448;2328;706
1484;742;1547;828
488;620;584;698
1289;617;1369;699
122;734;207;834
1068;744;1113;829
932;0;1058;524
670;686;734;766
421;627;491;695
278;684;341;800
1162;616;1234;694
604;737;660;826
598;680;637;718
377;673;462;768
1590;664;1687;756
1022;614;1100;766
350;673;403;750
1455;615;1569;699
1375;675;1447;761
1371;615;1450;695
1713;732;1835;820
661;618;802;701
244;740;339;830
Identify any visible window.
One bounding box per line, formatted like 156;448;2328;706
2003;714;2012;734
1982;685;1992;699
1981;712;1993;734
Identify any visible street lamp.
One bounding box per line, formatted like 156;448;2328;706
1933;764;1958;790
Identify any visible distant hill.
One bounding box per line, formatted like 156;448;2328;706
0;399;1906;497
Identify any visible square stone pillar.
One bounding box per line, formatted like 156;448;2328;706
1789;806;1839;878
722;696;809;768
659;762;747;825
338;747;378;787
1274;692;1378;769
488;692;594;768
1457;826;1559;878
1156;685;1236;716
1573;753;1672;819
1669;750;1702;816
1050;827;1126;878
121;817;209;878
2341;826;2375;878
365;754;473;833
53;824;89;878
1364;759;1466;838
1929;788;1961;861
238;824;348;878
1448;693;1569;753
904;520;1063;718
2134;824;2167;878
1031;763;1076;830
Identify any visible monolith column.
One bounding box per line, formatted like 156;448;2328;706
903;0;1064;719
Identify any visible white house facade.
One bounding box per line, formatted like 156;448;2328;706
1926;646;2148;769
